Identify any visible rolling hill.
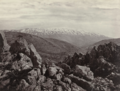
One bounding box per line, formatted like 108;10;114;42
4;31;80;62
10;28;109;48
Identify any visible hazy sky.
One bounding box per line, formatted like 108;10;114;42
0;0;120;38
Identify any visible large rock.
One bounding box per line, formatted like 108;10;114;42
11;53;33;73
0;53;33;85
0;31;10;61
38;75;46;83
107;72;120;85
27;68;41;80
41;64;47;75
63;77;71;84
10;36;30;55
68;75;93;91
48;67;57;77
53;85;63;91
0;31;10;53
74;65;94;81
94;56;117;77
0;78;10;90
55;73;63;81
41;78;54;91
58;63;71;74
15;79;29;91
58;81;71;91
89;42;120;67
91;77;115;91
45;63;64;78
71;83;86;91
29;44;42;68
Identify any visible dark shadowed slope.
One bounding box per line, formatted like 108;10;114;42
88;38;120;52
5;31;80;62
80;38;120;54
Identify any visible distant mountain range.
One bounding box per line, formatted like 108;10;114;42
3;30;120;62
7;28;110;48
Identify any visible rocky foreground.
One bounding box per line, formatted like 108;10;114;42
0;31;120;91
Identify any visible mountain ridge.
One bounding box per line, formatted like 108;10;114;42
3;28;110;48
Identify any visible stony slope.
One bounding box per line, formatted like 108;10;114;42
0;31;120;91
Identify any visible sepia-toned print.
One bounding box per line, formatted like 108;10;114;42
0;0;120;91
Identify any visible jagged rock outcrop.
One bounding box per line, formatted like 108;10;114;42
73;65;94;81
53;85;63;91
28;44;42;68
41;64;47;75
94;56;117;77
89;42;120;67
62;42;120;91
10;35;30;55
0;31;10;61
0;31;10;53
57;63;71;74
41;78;54;91
71;83;86;91
58;80;71;91
11;53;33;72
91;77;115;91
47;66;58;77
68;74;93;91
62;77;71;84
107;72;120;85
10;36;42;68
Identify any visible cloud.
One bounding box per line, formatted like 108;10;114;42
0;0;120;38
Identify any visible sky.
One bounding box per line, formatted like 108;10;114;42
0;0;120;38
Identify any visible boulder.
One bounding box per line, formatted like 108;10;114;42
10;36;30;55
47;67;57;77
41;64;47;75
53;85;63;91
29;44;42;68
25;75;37;85
0;31;10;61
11;53;33;73
41;78;54;91
74;65;94;81
115;84;120;91
15;79;29;91
63;77;71;84
91;77;115;91
71;83;86;91
33;85;41;91
27;68;41;80
107;72;120;85
38;75;46;83
0;78;10;90
2;53;16;66
68;75;93;91
55;73;63;81
58;63;71;74
94;56;117;77
58;81;71;91
0;31;10;53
